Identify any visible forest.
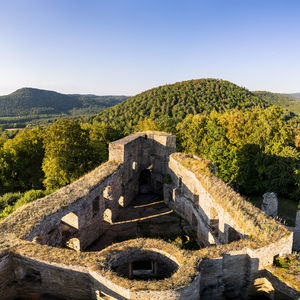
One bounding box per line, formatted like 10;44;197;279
0;87;127;129
0;79;299;221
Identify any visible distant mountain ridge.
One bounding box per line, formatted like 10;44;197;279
253;91;300;115
287;93;300;100
0;88;128;117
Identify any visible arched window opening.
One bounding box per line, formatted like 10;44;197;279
178;177;182;189
103;208;113;224
92;196;100;217
65;238;80;251
61;212;79;230
155;180;163;194
22;268;41;284
169;190;173;202
132;161;137;171
60;212;80;250
118;196;125;207
103;186;113;200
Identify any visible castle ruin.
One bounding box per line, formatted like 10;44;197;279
0;131;298;299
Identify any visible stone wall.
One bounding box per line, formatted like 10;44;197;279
0;131;297;300
292;210;300;251
90;270;201;300
199;251;252;300
0;254;16;300
165;152;294;299
261;269;300;300
166;154;246;247
261;192;278;218
11;255;91;300
27;166;124;251
12;132;175;252
109;131;176;206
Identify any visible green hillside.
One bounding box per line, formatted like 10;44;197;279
94;78;267;132
0;88;128;129
0;88;127;116
253;91;300;115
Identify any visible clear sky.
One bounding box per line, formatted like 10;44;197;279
0;0;299;96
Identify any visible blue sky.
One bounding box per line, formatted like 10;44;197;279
0;0;299;95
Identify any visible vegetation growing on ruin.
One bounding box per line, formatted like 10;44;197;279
93;238;200;290
172;153;290;245
267;253;300;291
0;237;199;292
0;161;121;239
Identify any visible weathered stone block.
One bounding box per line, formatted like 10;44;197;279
261;192;278;218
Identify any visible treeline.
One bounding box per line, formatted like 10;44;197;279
0;78;299;219
0;105;298;202
176;106;299;199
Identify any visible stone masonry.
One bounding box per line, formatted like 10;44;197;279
0;131;297;300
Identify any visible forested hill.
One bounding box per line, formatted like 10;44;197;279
93;79;267;131
0;88;128;117
253;91;300;115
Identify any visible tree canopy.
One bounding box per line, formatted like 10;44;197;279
94;78;267;134
42;119;95;189
177;106;300;198
0;127;44;193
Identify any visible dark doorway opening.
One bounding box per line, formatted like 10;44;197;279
139;169;152;194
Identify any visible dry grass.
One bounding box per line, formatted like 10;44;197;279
1;237;200;291
0;161;122;239
196;239;253;259
171;153;290;247
177;153;214;176
92;238;200;291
